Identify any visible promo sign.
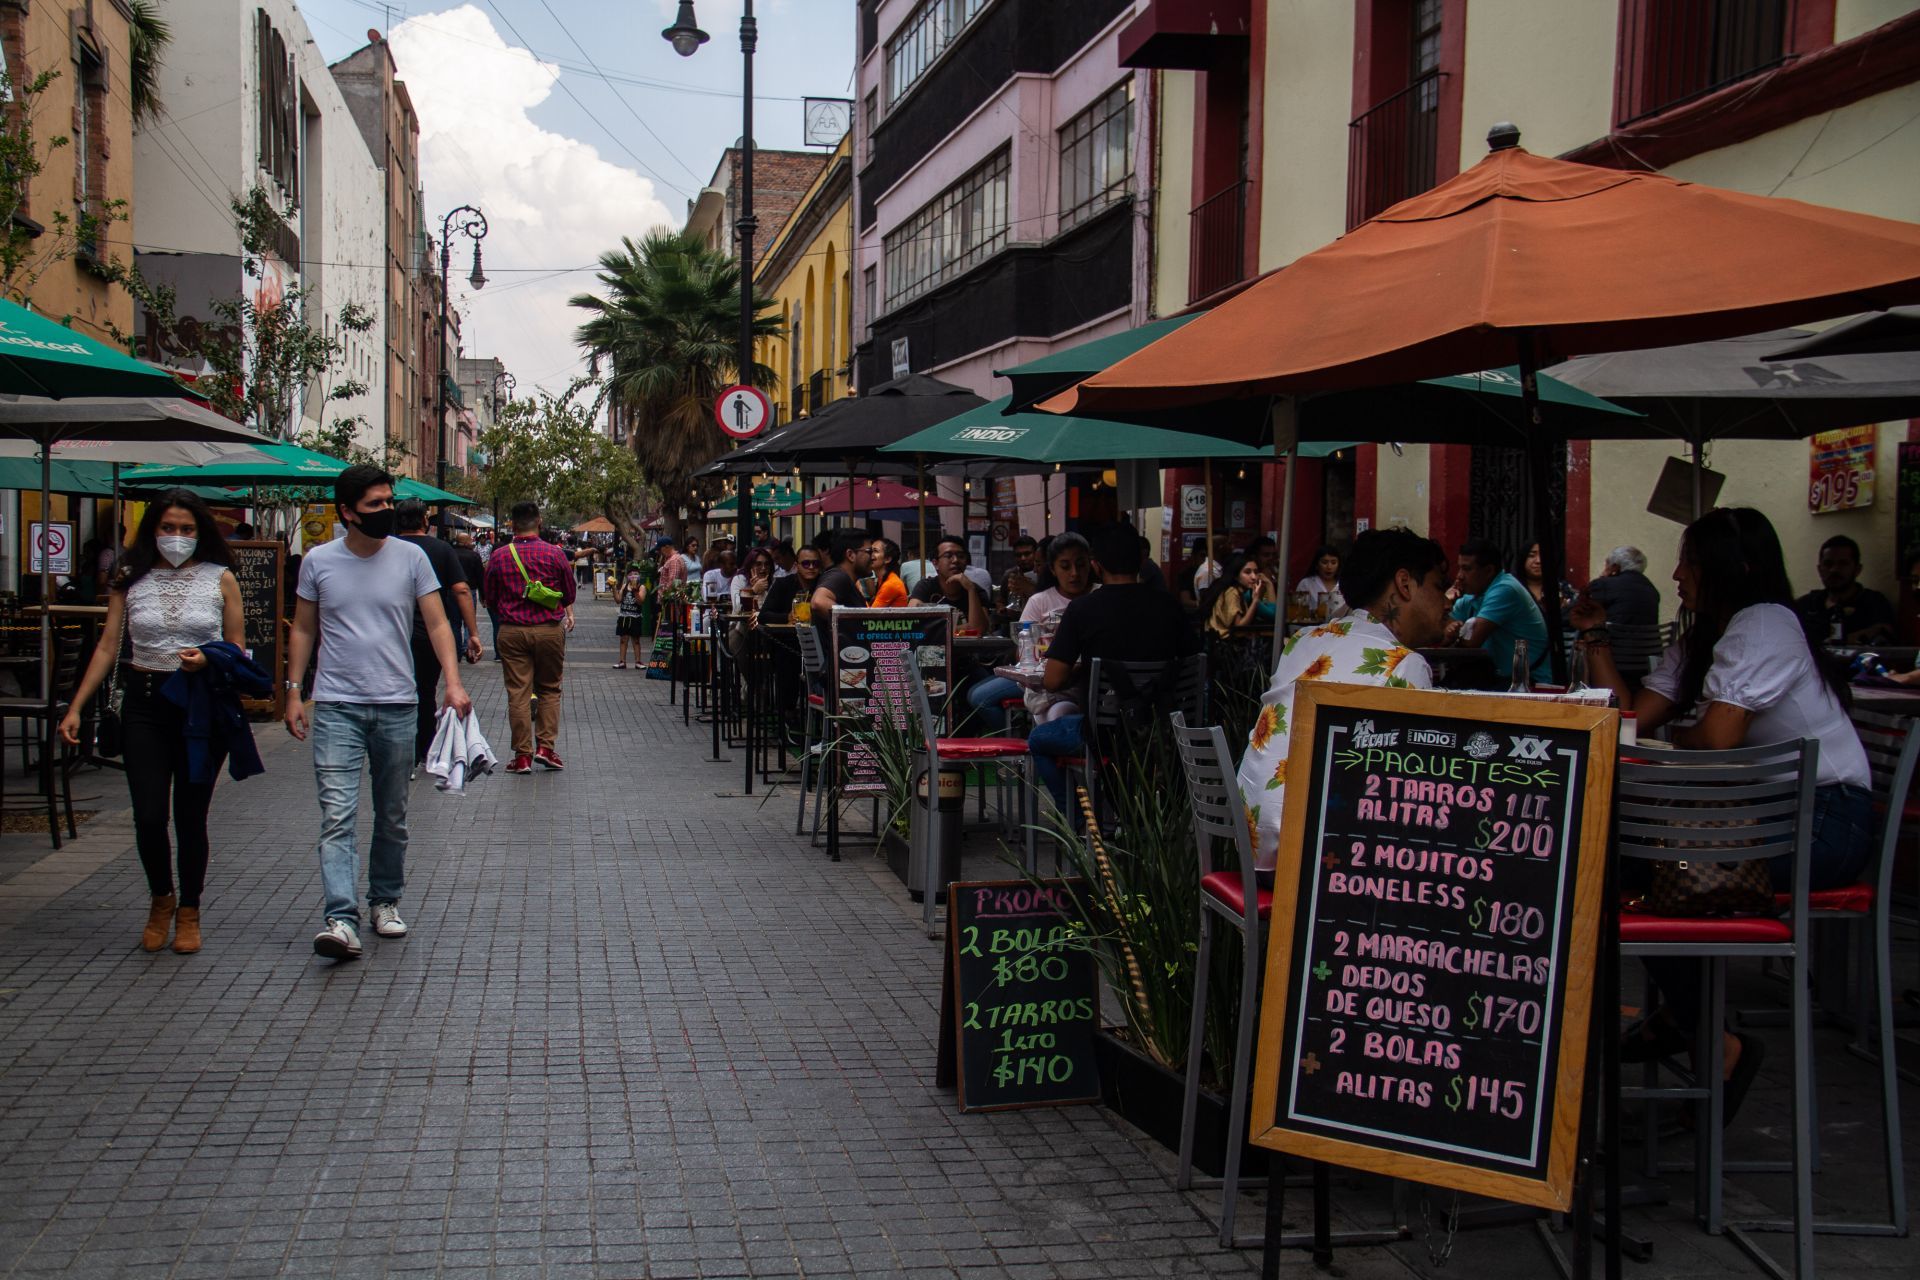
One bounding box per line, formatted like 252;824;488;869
1809;425;1876;513
714;384;772;440
1250;683;1615;1212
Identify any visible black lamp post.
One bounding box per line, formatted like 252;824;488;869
665;0;756;562
489;370;516;418
435;204;488;493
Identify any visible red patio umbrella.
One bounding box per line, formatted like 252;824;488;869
774;479;958;518
1047;128;1920;688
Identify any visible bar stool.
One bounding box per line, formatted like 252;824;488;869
1615;738;1818;1278
0;630;81;847
1168;711;1267;1248
903;659;1036;937
1059;655;1208;824
794;624;829;841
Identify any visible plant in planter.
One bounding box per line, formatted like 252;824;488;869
824;678;929;848
1030;736;1249;1087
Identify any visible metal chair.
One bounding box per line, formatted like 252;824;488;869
903;659;1036;936
794;624;829;841
1615;738;1818;1278
1063;654;1209;820
1609;622;1669;683
0;630;81;847
1168;711;1266;1248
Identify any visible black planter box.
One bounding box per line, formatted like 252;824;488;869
1095;1029;1268;1179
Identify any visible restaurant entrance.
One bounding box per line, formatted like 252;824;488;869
1470;443;1562;567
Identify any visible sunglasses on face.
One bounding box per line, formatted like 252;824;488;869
798;559;821;569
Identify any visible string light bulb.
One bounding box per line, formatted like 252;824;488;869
963;478;973;493
1236;466;1246;480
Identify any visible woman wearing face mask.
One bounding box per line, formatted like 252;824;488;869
60;490;244;955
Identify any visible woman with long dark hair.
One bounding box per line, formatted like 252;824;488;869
1203;550;1276;637
59;489;244;955
1571;506;1871;1117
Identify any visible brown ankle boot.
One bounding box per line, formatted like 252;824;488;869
142;895;176;952
171;907;201;954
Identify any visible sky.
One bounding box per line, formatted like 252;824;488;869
297;0;856;398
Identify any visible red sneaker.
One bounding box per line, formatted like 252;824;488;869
507;754;534;774
535;747;566;771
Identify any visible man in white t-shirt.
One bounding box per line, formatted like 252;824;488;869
286;465;472;962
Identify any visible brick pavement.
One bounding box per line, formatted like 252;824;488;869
0;597;1914;1279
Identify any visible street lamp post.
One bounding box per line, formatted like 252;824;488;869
489;370;516;419
435;205;489;495
664;0;756;562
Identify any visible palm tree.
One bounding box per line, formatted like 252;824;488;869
571;229;780;539
127;1;173;127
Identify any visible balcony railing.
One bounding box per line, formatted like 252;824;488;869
1347;71;1446;230
1188;180;1248;304
1616;0;1787;125
808;369;826;414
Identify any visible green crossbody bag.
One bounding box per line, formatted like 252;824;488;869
508;543;565;609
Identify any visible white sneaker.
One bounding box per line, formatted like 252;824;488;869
313;919;363;960
370;903;409;938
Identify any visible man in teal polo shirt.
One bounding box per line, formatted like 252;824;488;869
1446;537;1551;685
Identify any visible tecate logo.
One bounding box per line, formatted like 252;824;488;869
954;426;1028;443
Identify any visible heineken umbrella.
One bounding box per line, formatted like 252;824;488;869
708;481;801;517
122;441;351;487
394;477;475;505
0;299;189;399
884;396;1273;463
0;457;120;497
0;394;270;703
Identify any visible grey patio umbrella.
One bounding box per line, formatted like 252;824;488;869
1764;307;1920;359
0;396;272;701
1546;328;1920;515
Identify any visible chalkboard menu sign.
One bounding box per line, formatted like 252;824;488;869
1250;684;1614;1211
228;541;284;711
937;878;1101;1112
645;606;677;681
829;607;952;796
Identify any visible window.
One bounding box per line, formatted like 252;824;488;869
863;265;876;337
72;40;107;256
1616;0;1788;125
789;303;804;419
1058;79;1134;233
883;147;1008;310
1411;0;1442;112
256;10;300;198
861;90;878;160
884;0;989;106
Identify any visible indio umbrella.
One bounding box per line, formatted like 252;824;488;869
1048;129;1920;687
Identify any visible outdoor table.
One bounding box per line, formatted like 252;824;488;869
1851;686;1920;716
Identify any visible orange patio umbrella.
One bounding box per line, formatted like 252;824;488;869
1050;127;1920;690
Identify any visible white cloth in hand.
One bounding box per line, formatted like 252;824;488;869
424;708;497;794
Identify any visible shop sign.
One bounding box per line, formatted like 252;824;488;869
1809;425;1876;513
1180;485;1207;527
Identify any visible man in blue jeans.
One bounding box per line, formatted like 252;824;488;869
1030;524;1197;809
285;465;472;961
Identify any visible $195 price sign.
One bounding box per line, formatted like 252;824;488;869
1252;686;1614;1210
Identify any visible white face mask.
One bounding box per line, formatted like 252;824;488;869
156;535;196;567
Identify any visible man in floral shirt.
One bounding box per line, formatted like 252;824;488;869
1237;528;1454;870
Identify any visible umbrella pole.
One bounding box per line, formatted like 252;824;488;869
1205;461;1215;591
111;463;122;578
916;455;928;584
1518;333;1570;686
1690;412;1705;520
1272;448;1297;672
39;448;52;703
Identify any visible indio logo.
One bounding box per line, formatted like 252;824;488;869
954;426;1028;443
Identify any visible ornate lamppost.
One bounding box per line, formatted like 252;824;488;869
435;205;488;492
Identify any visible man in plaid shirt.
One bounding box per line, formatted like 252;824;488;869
482;501;576;773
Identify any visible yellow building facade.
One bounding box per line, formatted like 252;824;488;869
754;135;853;429
2;0;137;344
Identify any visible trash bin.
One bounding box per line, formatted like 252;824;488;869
908;762;968;901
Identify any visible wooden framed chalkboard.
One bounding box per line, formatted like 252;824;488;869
937;878;1102;1113
645;605;677;681
227;541;285;715
1249;684;1615;1212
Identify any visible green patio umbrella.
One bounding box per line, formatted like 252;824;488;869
0;299;189;399
884;396;1277;463
707;481;801;517
121;441;351;487
0;457;120;497
394;477;475;505
997;314;1204;412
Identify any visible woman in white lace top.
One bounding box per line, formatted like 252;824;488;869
61;490;243;956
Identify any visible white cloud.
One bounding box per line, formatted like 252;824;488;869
388;6;677;398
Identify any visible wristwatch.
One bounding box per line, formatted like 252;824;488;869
284;680;303;692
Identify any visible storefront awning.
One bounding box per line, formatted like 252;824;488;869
1118;0;1250;70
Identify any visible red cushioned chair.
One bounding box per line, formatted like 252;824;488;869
904;659;1036;937
1169;711;1268;1248
1616;738;1817;1278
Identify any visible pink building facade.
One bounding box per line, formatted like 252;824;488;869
851;0;1151;553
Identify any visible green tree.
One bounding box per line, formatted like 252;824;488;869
127;1;173;127
477;385;653;554
570;229;779;540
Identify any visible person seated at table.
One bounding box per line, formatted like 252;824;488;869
1795;533;1894;645
1001;535;1040;616
809;528;872;653
700;548;735;602
757;545;821;625
1586;545;1660;628
1204;551;1277;637
965;533;1094;734
1032;525;1198;809
1444;537;1551;685
1292;544;1345;618
1238;528;1450;872
1571;506;1872;1120
866;537;910;607
730;547;773;614
909;536;990;634
1518;541;1578;622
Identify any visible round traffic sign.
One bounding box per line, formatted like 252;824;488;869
714;385;772;440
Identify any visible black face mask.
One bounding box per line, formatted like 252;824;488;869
353;508;396;541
